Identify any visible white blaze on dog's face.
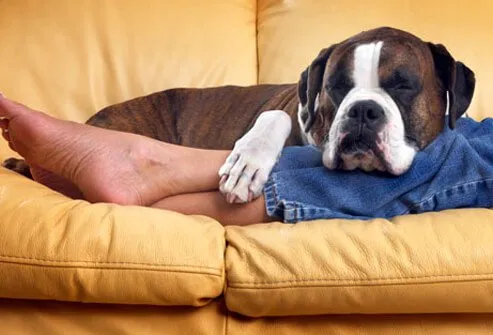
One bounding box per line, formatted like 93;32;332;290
297;27;476;176
324;41;417;175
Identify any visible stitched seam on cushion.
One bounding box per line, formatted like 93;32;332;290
0;259;223;276
0;254;219;269
227;277;493;289
228;273;493;286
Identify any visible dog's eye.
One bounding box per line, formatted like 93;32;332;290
384;70;419;93
326;82;351;107
328;82;351;92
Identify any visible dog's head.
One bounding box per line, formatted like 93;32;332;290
298;27;475;175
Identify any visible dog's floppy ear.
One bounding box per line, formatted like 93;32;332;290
298;45;337;132
427;43;476;129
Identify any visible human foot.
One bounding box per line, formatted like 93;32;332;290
0;96;222;206
0;156;82;199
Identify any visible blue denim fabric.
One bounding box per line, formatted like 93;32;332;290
264;117;493;223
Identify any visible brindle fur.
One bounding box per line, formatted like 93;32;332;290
86;85;303;148
3;85;303;178
2;27;475;179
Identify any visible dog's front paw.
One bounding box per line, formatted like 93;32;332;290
218;110;291;204
218;141;280;204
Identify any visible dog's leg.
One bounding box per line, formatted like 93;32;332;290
218;110;292;203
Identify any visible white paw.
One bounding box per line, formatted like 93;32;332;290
218;110;291;204
218;140;279;203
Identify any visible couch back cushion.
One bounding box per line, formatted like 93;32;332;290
257;0;493;120
0;0;256;159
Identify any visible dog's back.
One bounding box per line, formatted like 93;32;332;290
87;84;302;149
3;84;303;177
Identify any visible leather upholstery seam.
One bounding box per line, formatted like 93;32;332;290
0;259;223;276
0;255;219;268
0;255;222;272
228;274;493;287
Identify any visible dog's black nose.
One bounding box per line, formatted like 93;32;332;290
347;100;385;130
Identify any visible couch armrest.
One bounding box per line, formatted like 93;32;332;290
0;168;225;306
225;209;493;316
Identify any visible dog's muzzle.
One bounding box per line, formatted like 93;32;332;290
322;90;417;175
336;100;388;171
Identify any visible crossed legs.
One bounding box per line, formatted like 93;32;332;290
0;95;271;226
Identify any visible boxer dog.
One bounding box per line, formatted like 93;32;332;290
3;27;475;203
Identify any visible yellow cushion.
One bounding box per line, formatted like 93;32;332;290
257;0;493;120
0;299;227;335
2;299;493;335
225;210;493;316
0;0;257;159
0;169;225;306
2;0;493;319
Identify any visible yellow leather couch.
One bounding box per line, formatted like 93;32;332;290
1;1;493;333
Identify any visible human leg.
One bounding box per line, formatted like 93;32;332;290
0;96;272;225
151;192;272;226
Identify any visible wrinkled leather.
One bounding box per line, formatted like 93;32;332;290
0;299;227;335
0;0;257;159
225;213;493;316
1;0;493;333
2;299;493;335
0;169;225;306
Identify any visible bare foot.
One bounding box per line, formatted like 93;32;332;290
30;166;84;200
0;96;228;206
